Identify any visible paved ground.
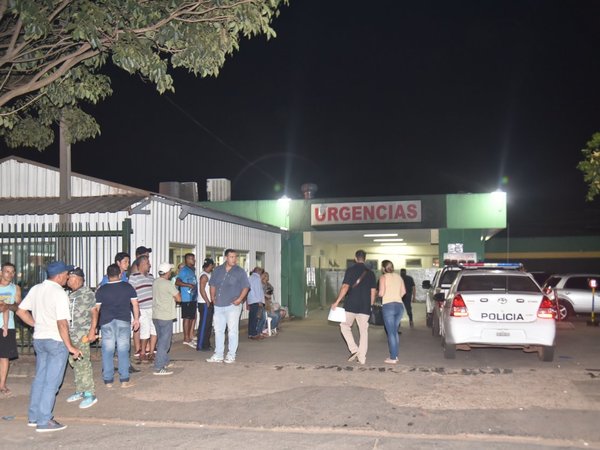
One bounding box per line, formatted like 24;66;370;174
1;303;600;449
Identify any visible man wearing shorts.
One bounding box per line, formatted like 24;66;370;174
128;255;156;362
175;253;197;347
0;262;22;396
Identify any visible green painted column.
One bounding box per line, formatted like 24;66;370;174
281;232;305;318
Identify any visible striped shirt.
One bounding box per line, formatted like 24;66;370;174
129;272;154;309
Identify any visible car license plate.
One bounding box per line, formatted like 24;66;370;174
496;331;510;337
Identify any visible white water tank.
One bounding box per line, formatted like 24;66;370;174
207;178;231;201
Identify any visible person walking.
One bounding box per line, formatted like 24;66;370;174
331;250;376;365
206;249;250;364
400;268;416;328
379;260;406;364
65;267;99;408
247;267;265;340
95;264;139;388
17;261;80;432
0;262;21;396
196;258;215;351
152;263;181;375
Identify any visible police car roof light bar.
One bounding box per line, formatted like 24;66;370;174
460;262;523;270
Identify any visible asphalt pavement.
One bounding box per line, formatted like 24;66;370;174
1;303;599;449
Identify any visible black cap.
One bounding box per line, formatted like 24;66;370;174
135;246;152;256
202;258;215;268
68;267;85;279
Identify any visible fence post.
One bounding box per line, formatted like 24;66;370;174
122;218;133;255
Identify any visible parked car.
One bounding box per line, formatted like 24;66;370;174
439;266;556;361
542;274;600;320
422;265;462;328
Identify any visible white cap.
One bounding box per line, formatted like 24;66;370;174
157;262;173;275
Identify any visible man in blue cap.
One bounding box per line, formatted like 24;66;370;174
18;261;82;432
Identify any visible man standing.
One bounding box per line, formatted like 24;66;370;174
65;267;99;409
18;261;80;432
95;264;139;388
99;252;130;286
175;253;197;348
0;262;22;396
129;255;156;362
196;258;215;351
331;250;376;365
247;267;265;340
206;249;250;364
152;262;181;376
130;246;151;357
400;268;416;328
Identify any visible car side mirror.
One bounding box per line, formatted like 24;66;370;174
422;280;431;289
434;293;445;302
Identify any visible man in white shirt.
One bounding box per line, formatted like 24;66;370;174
18;261;81;433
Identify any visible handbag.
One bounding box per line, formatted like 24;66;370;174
328;306;346;322
368;304;384;326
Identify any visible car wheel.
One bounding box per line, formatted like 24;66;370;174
557;300;574;321
539;345;554;362
426;312;433;328
443;338;456;359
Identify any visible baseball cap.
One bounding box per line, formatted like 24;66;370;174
203;258;215;266
135;246;152;256
157;262;173;275
68;267;85;279
47;261;74;277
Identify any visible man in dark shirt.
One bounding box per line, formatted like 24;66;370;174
95;264;139;388
331;250;376;365
400;268;416;328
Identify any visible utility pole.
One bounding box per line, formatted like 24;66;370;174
59;116;71;204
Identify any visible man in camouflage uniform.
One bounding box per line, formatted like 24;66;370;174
65;267;99;409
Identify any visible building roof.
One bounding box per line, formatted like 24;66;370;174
0;196;146;215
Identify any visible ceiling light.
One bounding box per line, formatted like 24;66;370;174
373;238;404;242
380;242;407;246
363;233;398;237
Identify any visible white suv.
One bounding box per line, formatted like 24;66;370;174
440;267;556;361
542;274;600;320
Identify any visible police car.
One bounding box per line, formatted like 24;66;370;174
438;263;556;361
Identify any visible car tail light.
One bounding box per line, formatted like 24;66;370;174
450;294;468;317
537;296;556;319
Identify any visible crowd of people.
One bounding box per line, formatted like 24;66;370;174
0;247;285;432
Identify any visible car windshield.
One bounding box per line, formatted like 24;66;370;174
458;275;540;293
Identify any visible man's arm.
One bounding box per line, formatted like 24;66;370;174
210;286;217;304
87;306;99;343
332;284;350;309
57;319;81;357
173;292;182;304
130;299;140;331
15;308;34;327
199;275;210;304
370;288;377;305
233;287;249;306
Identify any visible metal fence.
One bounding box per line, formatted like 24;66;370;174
0;219;132;354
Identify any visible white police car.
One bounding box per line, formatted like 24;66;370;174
439;263;556;361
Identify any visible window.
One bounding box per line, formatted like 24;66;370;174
458;275;539;293
405;258;421;268
205;246;249;271
256;251;266;269
564;277;594;290
169;244;195;268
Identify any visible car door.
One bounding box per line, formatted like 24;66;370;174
563;276;600;313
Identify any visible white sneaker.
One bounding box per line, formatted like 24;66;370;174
206;355;223;363
224;356;235;364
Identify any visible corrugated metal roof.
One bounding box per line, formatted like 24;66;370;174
0;196;146;215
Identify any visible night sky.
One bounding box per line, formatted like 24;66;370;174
2;1;600;236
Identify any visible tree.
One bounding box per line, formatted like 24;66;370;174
578;132;600;201
0;0;286;150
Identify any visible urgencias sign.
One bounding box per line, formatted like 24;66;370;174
311;201;422;226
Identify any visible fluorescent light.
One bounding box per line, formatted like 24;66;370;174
373;238;404;242
363;233;398;237
380;242;407;246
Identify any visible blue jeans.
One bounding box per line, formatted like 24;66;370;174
248;303;261;337
28;339;69;426
153;319;173;370
383;302;405;359
101;319;131;383
269;312;281;330
213;304;242;359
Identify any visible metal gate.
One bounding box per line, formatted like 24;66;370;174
0;219;132;354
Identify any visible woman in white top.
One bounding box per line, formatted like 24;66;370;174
378;260;406;364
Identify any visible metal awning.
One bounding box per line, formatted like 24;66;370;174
0;196;146;215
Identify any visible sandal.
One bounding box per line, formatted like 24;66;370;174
0;387;11;395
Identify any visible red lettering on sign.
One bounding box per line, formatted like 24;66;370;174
376;205;387;220
314;207;326;222
407;203;418;219
394;204;406;219
364;206;375;220
352;206;361;221
328;207;339;222
339;206;351;221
